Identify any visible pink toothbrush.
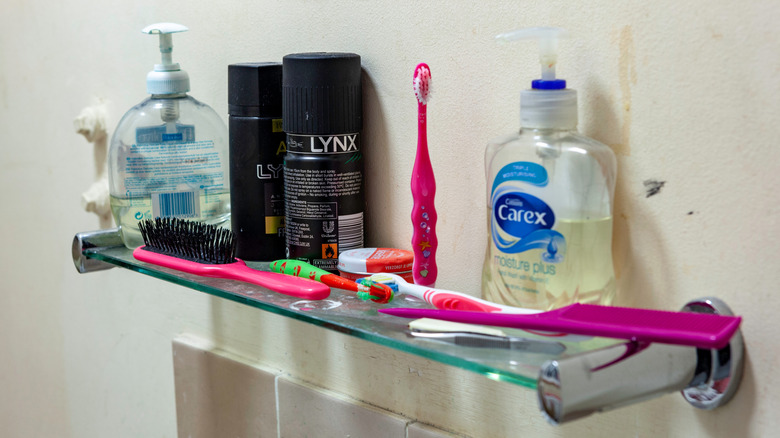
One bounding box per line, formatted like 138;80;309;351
378;305;742;349
133;218;330;300
411;62;437;286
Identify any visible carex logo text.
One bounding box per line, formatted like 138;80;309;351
494;193;555;238
498;198;548;226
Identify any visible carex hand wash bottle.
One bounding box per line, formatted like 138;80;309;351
482;27;617;310
108;23;230;249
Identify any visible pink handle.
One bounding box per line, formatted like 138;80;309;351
427;292;504;312
411;187;437;286
411;104;438;287
222;263;330;300
378;305;743;349
133;247;330;300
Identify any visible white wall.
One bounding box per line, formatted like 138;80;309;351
1;0;778;436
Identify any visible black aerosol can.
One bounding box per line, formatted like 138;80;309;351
228;63;286;261
282;53;364;272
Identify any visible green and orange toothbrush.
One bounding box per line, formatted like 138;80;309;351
270;260;394;303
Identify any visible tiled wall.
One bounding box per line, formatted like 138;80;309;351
173;335;466;438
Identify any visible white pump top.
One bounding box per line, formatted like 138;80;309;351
496;27;577;129
142;23;190;95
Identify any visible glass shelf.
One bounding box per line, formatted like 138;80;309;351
83;245;620;389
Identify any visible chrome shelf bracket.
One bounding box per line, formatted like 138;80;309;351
72;227;123;273
537;297;744;424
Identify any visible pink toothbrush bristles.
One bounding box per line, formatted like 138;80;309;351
414;65;431;105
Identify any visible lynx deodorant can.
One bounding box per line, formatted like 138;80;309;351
282;53;365;272
228;62;286;261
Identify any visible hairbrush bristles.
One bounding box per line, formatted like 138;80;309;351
138;217;236;264
413;63;431;105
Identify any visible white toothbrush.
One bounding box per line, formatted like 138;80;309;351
359;273;540;314
359;273;596;342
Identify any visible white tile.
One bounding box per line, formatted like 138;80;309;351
408;422;468;438
172;335;278;438
277;377;408;438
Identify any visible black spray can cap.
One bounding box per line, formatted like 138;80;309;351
282;52;362;135
228;62;283;117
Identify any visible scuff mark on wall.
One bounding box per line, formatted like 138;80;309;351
408;367;423;377
643;179;666;197
613;25;637;157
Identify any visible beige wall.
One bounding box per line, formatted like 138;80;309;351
1;0;778;436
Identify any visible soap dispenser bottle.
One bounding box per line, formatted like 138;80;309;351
108;23;230;249
482;27;617;310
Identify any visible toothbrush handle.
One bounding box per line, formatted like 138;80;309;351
411;122;437;286
215;263;331;300
270;259;359;292
411;180;437;286
406;283;538;314
270;259;331;281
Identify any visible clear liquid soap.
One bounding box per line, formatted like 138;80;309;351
482;28;617;310
108;23;230;249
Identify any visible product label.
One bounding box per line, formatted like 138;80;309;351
152;191;201;219
255;164;285;236
489;161;566;294
287;134;359;154
263;181;285;235
119;134;226;220
284;133;365;272
228;116;287;260
492;192;563;261
136;125;195;144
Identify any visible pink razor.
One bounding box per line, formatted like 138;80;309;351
378;305;742;349
411;62;437;286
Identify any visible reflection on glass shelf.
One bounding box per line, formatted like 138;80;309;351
84;246;619;389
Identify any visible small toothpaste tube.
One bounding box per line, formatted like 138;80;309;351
337;247;414;283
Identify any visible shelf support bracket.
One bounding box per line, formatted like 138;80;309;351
72;227;123;273
537;297;744;424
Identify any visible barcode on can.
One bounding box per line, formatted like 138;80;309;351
338;212;364;252
152;191;200;219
